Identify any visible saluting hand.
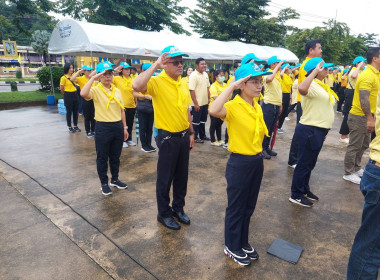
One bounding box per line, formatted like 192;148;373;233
231;75;251;89
156;52;170;69
92;70;106;80
114;65;123;73
358;61;365;70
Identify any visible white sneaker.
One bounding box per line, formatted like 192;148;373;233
211;141;222;146
123;142;128;148
339;138;349;144
126;140;136;146
285;117;290;121
288;164;296;169
343;174;361;184
218;140;225;145
355;169;364;177
277;128;285;134
223;143;229;149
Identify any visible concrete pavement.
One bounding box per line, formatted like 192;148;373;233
0;105;367;279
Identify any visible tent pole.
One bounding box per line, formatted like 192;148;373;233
91;51;93;68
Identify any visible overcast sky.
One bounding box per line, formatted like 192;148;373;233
180;0;379;37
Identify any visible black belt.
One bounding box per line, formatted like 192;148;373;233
157;129;188;138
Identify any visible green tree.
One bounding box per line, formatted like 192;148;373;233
0;0;56;45
58;0;189;34
187;0;299;46
31;30;50;65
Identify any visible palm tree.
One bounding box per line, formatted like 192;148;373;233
31;30;50;65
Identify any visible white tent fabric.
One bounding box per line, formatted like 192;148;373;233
48;19;299;63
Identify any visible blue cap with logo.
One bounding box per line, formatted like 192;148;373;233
267;56;282;65
304;57;334;74
281;63;289;70
142;63;152;71
258;64;264;68
235;62;271;80
96;62;114;74
161;45;189;58
120;62;131;69
81;65;93;71
241;53;266;65
353;56;366;65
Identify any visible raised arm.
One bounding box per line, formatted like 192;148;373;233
298;61;324;96
70;69;85;83
133;53;169;92
351;61;365;79
209;75;251;118
265;61;283;83
80;71;105;99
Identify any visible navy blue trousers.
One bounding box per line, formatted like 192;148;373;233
291;124;329;199
225;153;263;250
261;102;280;150
95;121;124;185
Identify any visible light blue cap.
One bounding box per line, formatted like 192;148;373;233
258;64;264;68
289;66;295;69
304;57;334;74
296;63;301;67
353;56;366;65
235;62;271;80
241;53;266;64
96;62;114;74
161;45;189;58
281;63;289;70
268;56;282;65
104;60;115;66
120;62;131;69
343;69;349;74
142;63;152;71
81;65;93;71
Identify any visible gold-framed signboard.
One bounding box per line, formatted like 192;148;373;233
3;40;18;57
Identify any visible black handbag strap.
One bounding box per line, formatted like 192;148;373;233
65;75;78;89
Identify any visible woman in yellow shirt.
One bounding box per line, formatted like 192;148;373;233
181;66;194;84
113;62;136;147
71;65;96;137
60;63;81;133
277;65;293;133
209;70;227;146
80;62;128;196
209;63;270;266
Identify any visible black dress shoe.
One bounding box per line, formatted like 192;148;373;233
201;137;211;141
266;148;277;156
172;210;191;224
157;215;181;230
262;149;271;160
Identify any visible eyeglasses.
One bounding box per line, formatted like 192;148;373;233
168;61;184;66
245;79;263;86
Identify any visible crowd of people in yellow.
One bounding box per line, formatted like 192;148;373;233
59;41;380;278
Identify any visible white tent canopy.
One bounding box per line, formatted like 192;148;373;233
48;19;299;63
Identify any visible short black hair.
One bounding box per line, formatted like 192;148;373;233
63;63;72;74
367;47;380;64
130;67;137;71
233;61;241;70
213;69;223;82
305;39;321;56
195;57;205;65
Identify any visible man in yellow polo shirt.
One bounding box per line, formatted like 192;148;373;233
277;64;293;134
347;48;380;279
288;39;323;168
133;45;195;231
261;55;283;159
343;48;380;185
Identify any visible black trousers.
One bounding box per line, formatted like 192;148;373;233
192;104;208;139
64;91;78;127
209;116;224;142
95;121;124;185
278;93;291;129
337;86;346;112
83;99;95;133
288;102;303;165
125;108;136;141
261;102;280;150
339;88;354;135
138;111;154;149
155;130;190;217
225;153;263;250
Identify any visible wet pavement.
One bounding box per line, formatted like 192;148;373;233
0;105;368;279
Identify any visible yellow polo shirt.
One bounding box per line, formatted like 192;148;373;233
350;65;380;116
209;81;227;106
223;94;266;155
189;69;210;106
300;80;334;129
88;84;124;122
144;71;191;132
297;57;311;102
113;75;136;109
263;70;282;106
325;74;334;88
181;76;189;84
60;75;77;92
281;73;293;93
369;92;380;162
77;75;96;89
291;79;298;105
347;67;360;89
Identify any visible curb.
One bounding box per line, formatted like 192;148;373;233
0;81;39;85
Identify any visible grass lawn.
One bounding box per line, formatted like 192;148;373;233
0;78;39;82
0;90;63;102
